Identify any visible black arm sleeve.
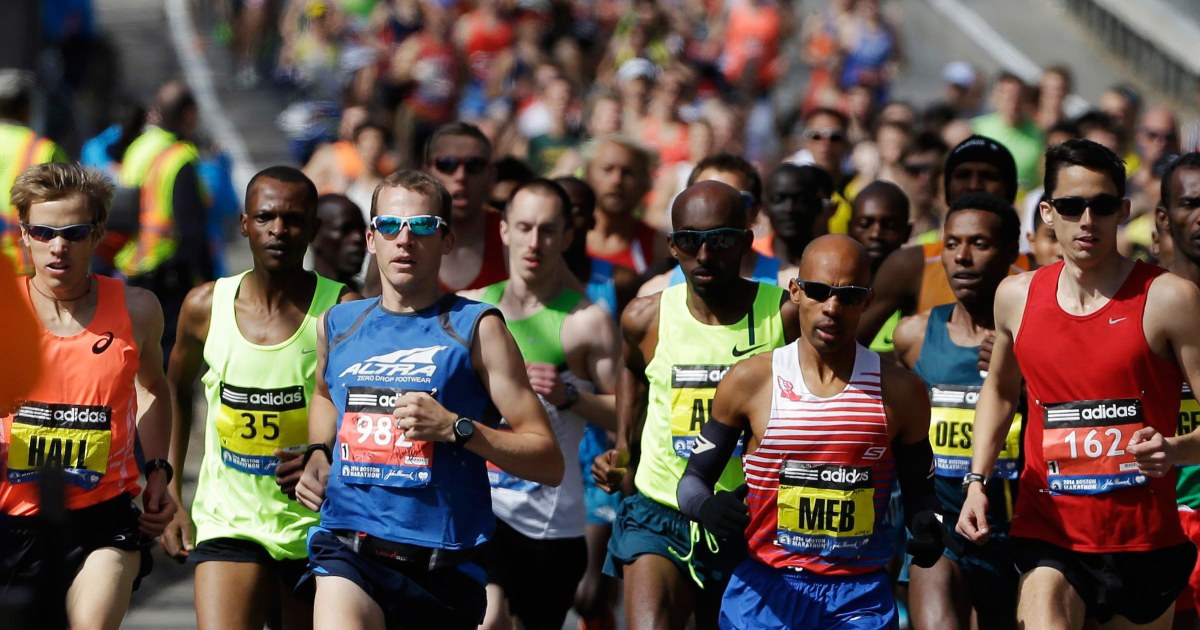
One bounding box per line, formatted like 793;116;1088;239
677;420;743;521
894;438;940;528
172;162;214;281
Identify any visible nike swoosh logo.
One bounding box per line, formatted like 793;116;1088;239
692;436;716;454
732;344;764;357
1108;317;1127;325
302;348;316;354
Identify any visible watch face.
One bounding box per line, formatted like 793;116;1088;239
456;417;474;438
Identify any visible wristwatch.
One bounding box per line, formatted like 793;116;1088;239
557;382;580;410
144;459;174;484
961;472;988;496
453;417;476;446
303;443;332;469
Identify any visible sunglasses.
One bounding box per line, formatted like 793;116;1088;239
903;163;937;176
803;128;847;142
1048;194;1123;217
794;280;872;305
669;228;749;255
371;215;447;237
22;223;97;242
1139;128;1176;143
431;156;488;176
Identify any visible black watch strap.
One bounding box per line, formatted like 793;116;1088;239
303;443;333;469
145;459;174;484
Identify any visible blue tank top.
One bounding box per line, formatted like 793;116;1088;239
586;258;618;318
320;294;501;550
913;304;1021;526
667;252;780;287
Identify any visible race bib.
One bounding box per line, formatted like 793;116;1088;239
776;463;875;559
1178;384;1199;438
669;364;742;458
7;402;111;490
929;385;1023;480
336;386;435;488
215;383;308;475
1042;398;1146;495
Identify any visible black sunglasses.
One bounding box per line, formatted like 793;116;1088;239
803;128;847;143
1048;194;1123;218
669;228;749;255
795;280;872;306
22;223;97;242
431;156;488;176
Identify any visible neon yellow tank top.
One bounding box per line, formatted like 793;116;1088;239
635;282;788;509
191;271;343;560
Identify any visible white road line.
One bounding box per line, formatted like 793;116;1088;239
163;0;257;201
925;0;1091;115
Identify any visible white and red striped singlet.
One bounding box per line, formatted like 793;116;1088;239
744;341;896;575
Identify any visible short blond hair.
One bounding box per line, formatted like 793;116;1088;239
11;162;113;225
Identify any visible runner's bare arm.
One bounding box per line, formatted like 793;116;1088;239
127;286;178;535
561;303;620;430
593;294;658;492
890;312;929;371
856;245;921;344
635;269;670;298
297;315;337;510
165;283;214;499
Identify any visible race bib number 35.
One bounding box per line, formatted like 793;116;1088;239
669;364;727;458
929;385;1023;480
216;383;308;475
336;386;434;488
1042;398;1146;495
776;463;875;559
8;402;111;490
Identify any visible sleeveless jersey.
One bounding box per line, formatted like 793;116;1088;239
635;282;787;509
1013;261;1185;552
478;282;586;539
745;342;895;575
440;211;508;292
667;252;781;287
588;221;660;274
1177;383;1200;509
918;243;1032;314
1;276;141;515
191;272;343;560
914;304;1022;525
321;295;500;550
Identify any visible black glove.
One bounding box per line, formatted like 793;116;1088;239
906;510;946;568
697;484;750;540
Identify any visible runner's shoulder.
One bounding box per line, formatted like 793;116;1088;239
123;283;164;326
891;310;930;355
619;292;661;344
1148;270;1200;310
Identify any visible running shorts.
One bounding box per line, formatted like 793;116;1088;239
480;519;586;630
720;559;898;629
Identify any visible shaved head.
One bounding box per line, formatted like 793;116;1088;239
798;234;872;287
671;180;747;230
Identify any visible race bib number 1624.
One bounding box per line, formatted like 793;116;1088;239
1042;398;1146;495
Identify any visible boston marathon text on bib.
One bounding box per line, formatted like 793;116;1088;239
777;463;875;558
1042;398;1146;495
7;402;111;490
930;384;1022;480
216;383;308;475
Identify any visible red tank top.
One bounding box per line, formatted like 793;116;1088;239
745;342;896;575
462;11;513;84
1;276;142;515
1012;261;1185;552
442;210;508;292
588;221;660;273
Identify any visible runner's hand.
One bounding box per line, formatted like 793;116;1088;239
977;332;995;373
592;449;628;493
907;510;945;568
275;448;306;499
140;472;178;537
698;484;750;540
161;509;195;561
296;449;331;512
955;484;991;544
393;392;456;442
1129;426;1173;477
527;362;567;407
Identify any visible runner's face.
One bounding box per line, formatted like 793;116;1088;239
24;195;100;288
848;195;909;269
1040;165;1128;268
942;210;1015;304
790;251;872;354
765;170;828;245
314;201;367;277
367;186;453;291
586;142;648;217
947;161;1005;202
501;190;570;283
671;199;748;292
243;180;317;273
1164;167;1200;267
1028;222;1063;267
427;135;492;222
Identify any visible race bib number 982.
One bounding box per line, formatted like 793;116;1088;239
336;386;434;488
215;383;308;475
1042;398;1146;495
7;402;112;490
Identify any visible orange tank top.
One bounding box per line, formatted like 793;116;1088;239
1;275;142;515
916;243;1032;314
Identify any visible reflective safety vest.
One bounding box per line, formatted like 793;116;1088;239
0;123;67;275
114;126;201;277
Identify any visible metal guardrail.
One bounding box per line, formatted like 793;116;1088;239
1063;0;1200;104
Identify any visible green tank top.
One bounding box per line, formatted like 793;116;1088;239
191;271;343;560
635;282;788;509
478;281;585;366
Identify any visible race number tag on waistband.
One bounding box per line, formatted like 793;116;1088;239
7;402;112;490
669;364;742;458
215;383;308;475
1042;398;1146;495
336;386;435;488
929;385;1022;480
776;463;875;559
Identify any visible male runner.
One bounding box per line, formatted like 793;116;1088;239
294;169;563;629
312;193;367;293
468;179;621;630
755;163;834;265
1027;199;1063;268
847;180;911;355
959;139;1200;628
677;235;945;628
892;193;1023;629
0;163;176;630
584;134;667;275
592;181;800;630
162;167;353;630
